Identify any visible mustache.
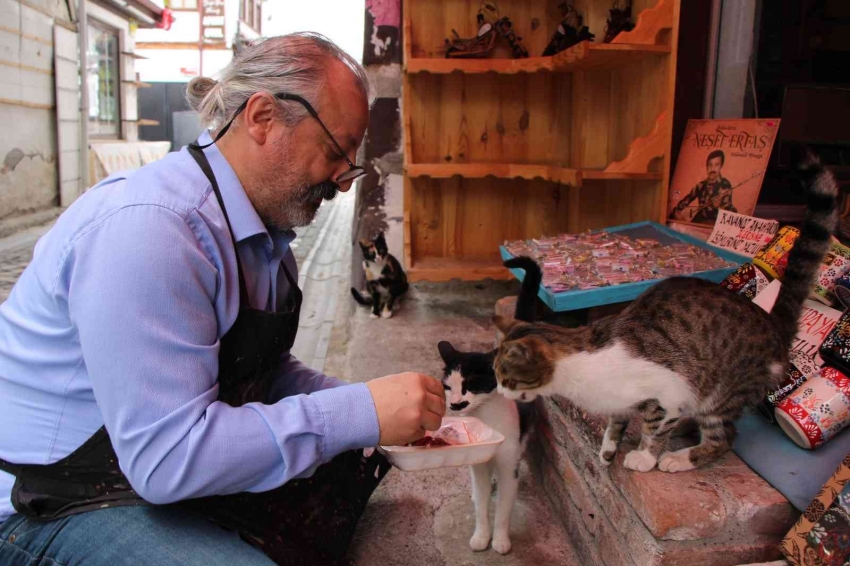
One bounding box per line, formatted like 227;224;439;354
304;180;340;202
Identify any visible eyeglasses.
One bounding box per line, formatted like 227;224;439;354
202;92;366;184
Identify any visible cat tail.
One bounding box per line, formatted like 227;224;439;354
503;256;542;322
350;288;373;306
770;154;839;348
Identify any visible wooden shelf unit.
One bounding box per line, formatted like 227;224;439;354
402;0;681;282
405;43;670;75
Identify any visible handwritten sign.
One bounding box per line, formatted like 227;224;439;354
753;279;841;365
707;210;779;257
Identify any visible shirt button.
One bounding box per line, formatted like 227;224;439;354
8;534;16;543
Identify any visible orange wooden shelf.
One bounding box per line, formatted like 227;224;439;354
407;257;510;282
405;43;670;75
406;163;661;184
406;163;580;185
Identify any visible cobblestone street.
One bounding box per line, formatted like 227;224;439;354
0;222;55;303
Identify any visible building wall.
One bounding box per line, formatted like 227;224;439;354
135;0;249;83
0;0;145;218
0;0;71;218
352;0;403;293
85;1;140;142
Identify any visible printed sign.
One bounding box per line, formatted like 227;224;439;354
706;210;779;257
753;280;842;365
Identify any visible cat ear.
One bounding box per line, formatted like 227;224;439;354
503;340;531;361
437;341;457;362
375;232;386;244
492;315;518;344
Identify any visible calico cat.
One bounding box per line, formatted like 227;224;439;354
351;232;409;319
493;157;838;474
437;256;541;555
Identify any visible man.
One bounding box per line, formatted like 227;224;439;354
0;33;445;566
671;149;736;224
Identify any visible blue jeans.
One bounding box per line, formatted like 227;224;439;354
0;506;275;566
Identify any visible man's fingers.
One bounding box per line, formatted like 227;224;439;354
424;390;446;418
421;374;445;397
422;411;442;432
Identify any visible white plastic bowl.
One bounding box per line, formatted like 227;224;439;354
378;416;505;471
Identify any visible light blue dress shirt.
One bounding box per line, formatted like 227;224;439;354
0;131;380;523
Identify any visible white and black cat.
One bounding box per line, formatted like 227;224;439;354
351;232;409;319
436;256;540;555
493;157;839;474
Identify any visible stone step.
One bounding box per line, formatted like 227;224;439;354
533;395;797;566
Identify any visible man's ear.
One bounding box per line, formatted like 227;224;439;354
243;92;280;144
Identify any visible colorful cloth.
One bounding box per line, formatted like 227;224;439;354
754;225;801;280
782;454;850;566
721;262;770;300
812;242;850;307
759;350;820;423
776;367;850;449
820;310;850;378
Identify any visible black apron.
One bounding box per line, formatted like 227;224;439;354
0;145;391;566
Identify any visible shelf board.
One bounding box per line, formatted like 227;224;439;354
406;163;581;185
581;170;663;181
406;43;670;75
122;80;152;88
407;257;510;282
406;163;662;184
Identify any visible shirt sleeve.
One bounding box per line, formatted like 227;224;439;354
65;205;380;505
268;353;347;402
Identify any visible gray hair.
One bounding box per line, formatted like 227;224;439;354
186;32;374;132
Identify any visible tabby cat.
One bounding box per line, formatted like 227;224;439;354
351;232;409;318
493;157;838;473
437;256;540;554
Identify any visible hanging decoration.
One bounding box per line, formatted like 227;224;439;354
542;2;594;56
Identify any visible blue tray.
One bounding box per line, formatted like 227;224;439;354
499;221;749;312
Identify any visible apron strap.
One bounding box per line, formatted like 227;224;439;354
187;144;250;305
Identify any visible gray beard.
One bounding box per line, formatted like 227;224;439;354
260;180;339;231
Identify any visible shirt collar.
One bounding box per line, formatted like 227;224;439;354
196;130;271;246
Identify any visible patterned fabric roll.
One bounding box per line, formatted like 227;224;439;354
720;262;770;300
757;350;819;423
781;454;850;565
819;309;850;378
775;366;850;449
834;273;850;310
811;241;850;306
753;226;800;280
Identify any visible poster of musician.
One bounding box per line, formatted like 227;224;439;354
667;119;780;227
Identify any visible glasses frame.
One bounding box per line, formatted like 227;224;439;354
209;92;366;184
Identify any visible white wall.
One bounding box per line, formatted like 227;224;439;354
263;0;365;63
136;10;201;43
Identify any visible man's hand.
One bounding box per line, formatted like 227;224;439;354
366;372;446;446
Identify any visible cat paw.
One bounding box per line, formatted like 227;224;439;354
491;534;512;555
469;531;490;552
369;313;379;319
623;449;657;472
599;449;616;467
599;438;618;467
658;450;695;473
381;309;393;319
